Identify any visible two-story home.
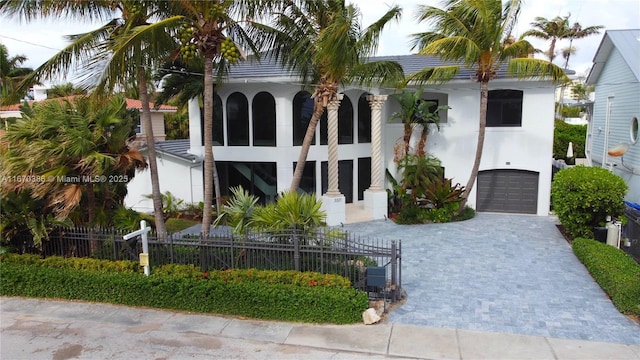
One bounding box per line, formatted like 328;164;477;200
125;54;558;225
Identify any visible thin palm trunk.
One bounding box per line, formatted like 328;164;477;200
137;68;167;238
459;81;488;212
290;97;326;192
417;126;428;156
403;123;412;156
202;53;222;238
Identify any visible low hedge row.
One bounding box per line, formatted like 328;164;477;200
572;238;640;315
0;255;368;324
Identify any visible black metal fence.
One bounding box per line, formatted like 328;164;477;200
13;226;402;302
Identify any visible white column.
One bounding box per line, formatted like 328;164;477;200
364;95;388;220
187;98;203;157
326;94;343;196
321;94;345;226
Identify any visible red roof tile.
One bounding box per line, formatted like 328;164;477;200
0;97;177;112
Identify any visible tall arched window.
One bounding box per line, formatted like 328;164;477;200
358;93;372;143
200;93;224;145
227;92;249;146
320;94;353;145
252;92;276;146
293;91;326;146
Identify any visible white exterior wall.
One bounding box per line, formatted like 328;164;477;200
125;154;203;213
126;79;556;216
383;81;555;216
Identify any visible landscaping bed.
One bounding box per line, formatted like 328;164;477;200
0;254;369;324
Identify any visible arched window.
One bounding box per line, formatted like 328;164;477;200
252;92;276;146
293;91;326;146
227;92;249;146
487;90;523;127
320;94;353;145
200;93;224;145
358;93;372;143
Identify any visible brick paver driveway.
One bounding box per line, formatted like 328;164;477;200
344;213;640;344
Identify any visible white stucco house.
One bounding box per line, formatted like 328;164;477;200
585;29;640;205
125;54;559;223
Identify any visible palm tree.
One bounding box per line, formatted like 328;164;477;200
0;44;34;104
164;0;271;238
408;0;569;211
0;0;175;237
46;82;87;98
258;0;404;191
562;21;603;69
0;95;146;224
522;15;570;63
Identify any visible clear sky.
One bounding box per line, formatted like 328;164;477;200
1;0;638;84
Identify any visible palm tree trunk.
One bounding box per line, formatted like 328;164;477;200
403;123;412;157
417;126;428;156
201;53;222;238
290;98;325;192
459;81;488;213
137;68;167;239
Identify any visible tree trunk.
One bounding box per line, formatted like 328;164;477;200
201;53;222;238
290;97;326;192
138;68;167;239
417;125;428;156
403;123;412;157
459;81;488;213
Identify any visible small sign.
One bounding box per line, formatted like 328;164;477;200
139;253;149;267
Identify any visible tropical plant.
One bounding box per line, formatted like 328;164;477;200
390;88;450;160
213;186;259;235
561;20;603;69
144;191;185;220
551;166;627;239
0;95;146;225
0;0;175;237
424;177;465;210
0;44;34;104
251;190;326;231
258;0;404;191
397;154;443;206
46;82;87;98
408;0;569;212
553;119;586;161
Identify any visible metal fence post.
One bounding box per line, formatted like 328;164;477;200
391;240;398;301
294;228;300;272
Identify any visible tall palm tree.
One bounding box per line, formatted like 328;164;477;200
521;15;570;63
258;0;404;191
165;0;273;237
0;43;34;104
0;0;175;237
408;0;569;211
561;21;603;69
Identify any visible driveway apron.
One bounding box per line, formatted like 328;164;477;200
344;213;640;345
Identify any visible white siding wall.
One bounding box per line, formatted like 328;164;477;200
589;47;640;203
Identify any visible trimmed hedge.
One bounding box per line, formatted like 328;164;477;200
572;238;640;315
551;166;628;239
0;255;368;324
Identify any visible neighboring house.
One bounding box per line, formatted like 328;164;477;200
585;29;640;204
125;54;558;222
0;96;175;143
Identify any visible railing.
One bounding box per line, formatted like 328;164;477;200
12;226;402;302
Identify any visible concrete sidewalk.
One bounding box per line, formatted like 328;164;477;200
2;297;639;359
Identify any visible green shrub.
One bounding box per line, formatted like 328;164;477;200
572;238;640;315
553;120;586;161
551;166;627;238
0;255;367;324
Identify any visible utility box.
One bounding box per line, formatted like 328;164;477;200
366;266;386;288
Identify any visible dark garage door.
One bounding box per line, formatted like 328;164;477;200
477;169;539;214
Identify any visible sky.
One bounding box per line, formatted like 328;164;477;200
1;0;639;85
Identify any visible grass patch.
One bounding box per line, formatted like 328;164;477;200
166;218;199;233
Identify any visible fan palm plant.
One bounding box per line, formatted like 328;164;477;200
0;44;34;104
408;0;569;212
257;0;404;191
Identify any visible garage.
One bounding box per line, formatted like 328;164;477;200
476;169;539;214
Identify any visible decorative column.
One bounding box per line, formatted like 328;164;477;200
187;98;203;157
321;94;345;226
364;94;388;220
